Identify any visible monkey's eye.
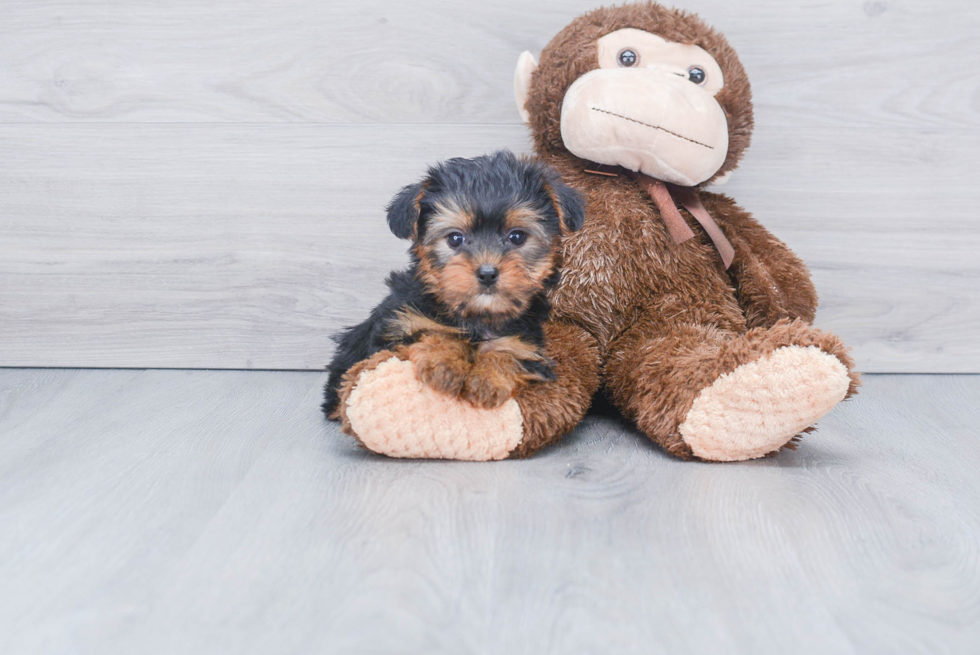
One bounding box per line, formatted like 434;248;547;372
618;49;638;67
507;230;528;247
446;232;465;249
688;67;706;85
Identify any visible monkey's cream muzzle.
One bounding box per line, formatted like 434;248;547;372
560;67;729;187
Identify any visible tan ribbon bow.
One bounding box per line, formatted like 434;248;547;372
628;172;735;269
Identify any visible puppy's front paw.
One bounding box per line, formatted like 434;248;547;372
462;350;525;409
520;356;557;382
463;370;517;409
406;335;472;397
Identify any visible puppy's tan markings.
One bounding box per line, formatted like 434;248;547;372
423;200;475;261
463;337;551;409
416;201;484;311
479;336;548;362
425;200;474;236
436;260;483;315
404;333;473;397
542;182;577;235
488;254;557;318
504;205;551;243
406;182;429;239
414;244;442;292
384;308;463;342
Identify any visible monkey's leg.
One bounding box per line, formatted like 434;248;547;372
604;316;859;461
510;321;601;458
334;321;600;461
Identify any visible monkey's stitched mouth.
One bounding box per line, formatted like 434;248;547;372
591;107;714;149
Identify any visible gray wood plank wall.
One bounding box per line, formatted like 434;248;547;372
1;1;978;372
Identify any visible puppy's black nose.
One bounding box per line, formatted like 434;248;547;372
476;264;499;286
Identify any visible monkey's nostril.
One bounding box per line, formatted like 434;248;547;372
476;264;499;286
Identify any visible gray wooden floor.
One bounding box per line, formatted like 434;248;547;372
2;369;978;654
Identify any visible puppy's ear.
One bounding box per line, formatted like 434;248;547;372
544;173;586;233
386;181;427;239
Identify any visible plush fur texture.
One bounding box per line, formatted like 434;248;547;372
322;151;585;422
330;2;859;462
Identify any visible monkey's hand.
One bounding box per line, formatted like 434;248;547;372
701;193;818;328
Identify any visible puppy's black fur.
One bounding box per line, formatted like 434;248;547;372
322;150;584;418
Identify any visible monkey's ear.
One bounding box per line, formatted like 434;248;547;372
545;175;586;233
708;170;733;186
514;51;538;124
386;181;427;240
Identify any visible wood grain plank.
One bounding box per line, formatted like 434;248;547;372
0;124;529;370
1;123;977;371
0;0;976;129
1;370;979;653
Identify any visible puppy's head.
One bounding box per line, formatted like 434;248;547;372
386;150;585;322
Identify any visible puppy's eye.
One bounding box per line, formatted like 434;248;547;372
688;67;706;85
507;230;527;247
618;49;638;67
446;232;465;248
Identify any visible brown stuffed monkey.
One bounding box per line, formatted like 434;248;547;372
332;2;859;462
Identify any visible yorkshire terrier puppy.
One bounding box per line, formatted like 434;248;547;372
322;150;585;418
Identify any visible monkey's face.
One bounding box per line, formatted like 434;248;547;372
514;5;754;187
560;28;729;187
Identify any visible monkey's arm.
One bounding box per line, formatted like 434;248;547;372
701;192;818;328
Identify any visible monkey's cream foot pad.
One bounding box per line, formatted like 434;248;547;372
679;345;851;462
345;357;523;460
